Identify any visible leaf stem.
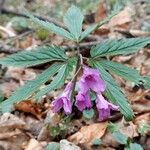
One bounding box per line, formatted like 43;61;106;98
70;43;81;101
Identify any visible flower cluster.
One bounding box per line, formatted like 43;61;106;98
52;66;119;121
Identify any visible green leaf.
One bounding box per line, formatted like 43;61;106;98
25;11;74;40
49;126;61;137
129;143;143;150
112;131;128;144
93;61;134;121
63;5;84;41
80;6;120;41
91;138;102;146
89;91;96;101
80;24;97;41
44;142;60;150
0;63;62;112
0;46;67;67
35;61;72;99
99;60;143;84
83;108;94;119
91;38;150;58
143;76;150;89
107;122;119;133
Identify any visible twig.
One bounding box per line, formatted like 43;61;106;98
70;43;81;101
1;8;66;30
0;40;103;54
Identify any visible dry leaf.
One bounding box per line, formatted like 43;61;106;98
68;122;107;145
119;122;139;138
25;139;43;150
15;100;42;119
0;113;28;132
134;113;150;135
0;80;19;97
95;1;107;23
60;140;81;150
97;6;135;35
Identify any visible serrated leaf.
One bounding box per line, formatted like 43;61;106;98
44;142;60;150
143;76;150;89
0;46;67;67
25;11;74;40
129;143;143;150
80;6;120;41
35;60;72;99
91;38;150;58
83;108;94;119
99;60;143;84
0;63;62;112
80;24;97;41
112;131;128;144
93;61;134;121
63;5;84;41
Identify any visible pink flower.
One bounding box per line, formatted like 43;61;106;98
78;66;106;93
52;82;72;115
76;91;92;111
96;93;119;121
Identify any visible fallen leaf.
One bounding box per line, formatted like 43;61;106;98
25;139;43;150
60;140;81;150
68;122;107;145
119;122;139;138
134;113;150;135
15;100;42;119
0;80;19;97
0;113;28;132
97;6;135;35
95;1;107;23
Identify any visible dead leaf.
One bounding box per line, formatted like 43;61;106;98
0;113;28;133
102;132;119;148
6;67;36;82
95;1;107;23
60;140;81;150
25;139;43;150
0;80;19;97
108;6;134;28
15;100;42;119
119;122;139;138
97;6;135;35
68;122;107;145
132;99;150;114
134;113;150;135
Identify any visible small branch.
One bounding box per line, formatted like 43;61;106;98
1;8;66;30
0;40;103;54
70;44;81;101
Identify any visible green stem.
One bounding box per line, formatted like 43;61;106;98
70;43;81;101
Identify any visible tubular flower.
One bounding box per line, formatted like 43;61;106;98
52;82;72;115
96;93;119;121
76;91;92;111
78;66;106;93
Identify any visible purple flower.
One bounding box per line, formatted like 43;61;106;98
76;91;92;111
96;93;119;121
79;66;106;93
52;82;72;115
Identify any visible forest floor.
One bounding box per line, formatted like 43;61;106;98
0;0;150;150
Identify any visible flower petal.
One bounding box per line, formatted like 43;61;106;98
76;91;92;111
63;97;72;115
52;98;63;113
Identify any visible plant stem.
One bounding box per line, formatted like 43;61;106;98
70;43;81;101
